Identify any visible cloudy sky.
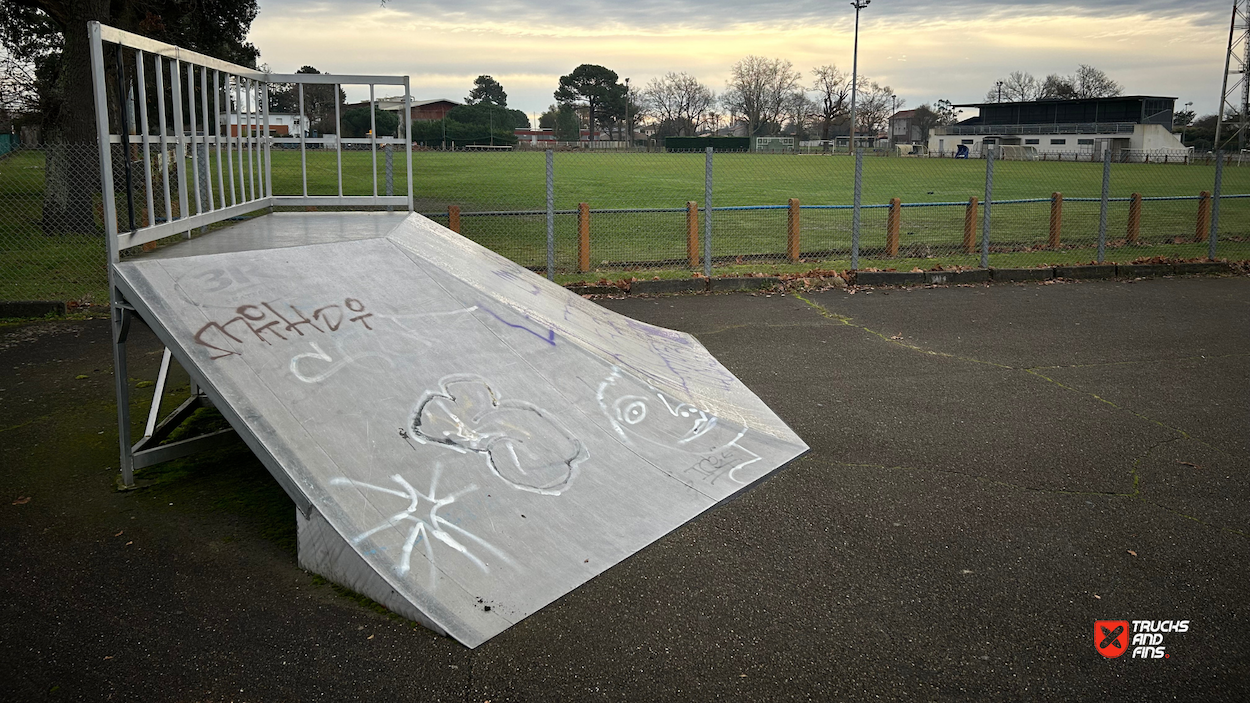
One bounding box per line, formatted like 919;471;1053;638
249;0;1234;123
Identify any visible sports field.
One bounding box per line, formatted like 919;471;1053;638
2;148;1248;302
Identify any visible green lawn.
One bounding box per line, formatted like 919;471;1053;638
3;147;1247;304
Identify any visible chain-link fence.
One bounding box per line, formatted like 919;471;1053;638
3;142;1247;304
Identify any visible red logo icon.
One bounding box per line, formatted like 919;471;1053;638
1095;620;1130;658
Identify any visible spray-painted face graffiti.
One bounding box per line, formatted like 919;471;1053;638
409;375;587;496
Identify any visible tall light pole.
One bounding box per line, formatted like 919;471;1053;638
1181;101;1193;145
848;0;870;154
996;80;1004;102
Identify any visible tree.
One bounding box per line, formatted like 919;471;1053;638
910;101;959;143
1070;64;1122;99
341;105;398;138
466;75;506;106
721;55;802;138
984;70;1042;103
266;66;344;135
553;103;581;141
554;64;621;140
0;0;259;233
853;80;896;137
642;72;714;138
1173;107;1195;128
810;64;850;141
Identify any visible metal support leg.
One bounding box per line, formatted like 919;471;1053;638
112;301;135;486
143;348;173;440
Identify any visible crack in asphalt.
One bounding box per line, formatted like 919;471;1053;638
790;291;1232;456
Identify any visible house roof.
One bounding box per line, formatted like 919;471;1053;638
891;110;917;119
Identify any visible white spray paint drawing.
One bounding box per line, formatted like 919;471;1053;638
409;374;587;496
597;367;761;484
289;341;394;383
329;465;513;589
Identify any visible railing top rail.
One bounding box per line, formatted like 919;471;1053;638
94;23;409;87
95;22;265;79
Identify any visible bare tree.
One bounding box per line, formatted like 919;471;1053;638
984;70;1043;103
721;55;802;137
0;47;38;130
810;64;850;141
642;72;714;137
854;80;897;138
1070;64;1122;99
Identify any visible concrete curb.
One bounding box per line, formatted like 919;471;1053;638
629;278;708;295
709;277;783;292
1055;265;1117;279
0;301;66;318
924;270;991;285
991;267;1055;281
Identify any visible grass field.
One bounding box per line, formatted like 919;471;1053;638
3;147;1248;303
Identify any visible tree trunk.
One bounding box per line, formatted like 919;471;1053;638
42;0;111;236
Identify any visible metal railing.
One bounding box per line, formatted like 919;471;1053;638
935;123;1138;136
88;21;414;262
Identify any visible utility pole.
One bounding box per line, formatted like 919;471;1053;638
997;80;1004;103
1214;0;1249;152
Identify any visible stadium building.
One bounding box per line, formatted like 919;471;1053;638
928;96;1188;160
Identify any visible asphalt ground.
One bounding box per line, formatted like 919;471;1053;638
2;276;1248;701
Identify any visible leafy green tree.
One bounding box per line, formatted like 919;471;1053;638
341;105;398;138
267;66;345;135
466;75;506;106
0;0;259;233
554;64;621;140
553;103;580;141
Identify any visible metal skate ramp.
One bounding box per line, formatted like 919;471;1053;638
114;213;807;647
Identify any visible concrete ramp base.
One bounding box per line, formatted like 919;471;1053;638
115;213;807;647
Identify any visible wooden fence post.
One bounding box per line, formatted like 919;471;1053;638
964;197;978;254
887;198;900;257
686;201;699;269
787;198;801;262
448;205;460;233
1049;192;1063;249
1126;192;1142;244
1195;191;1211;243
577;202;590;273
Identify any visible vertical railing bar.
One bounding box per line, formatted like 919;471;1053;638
245;78;256;201
154;56;172;225
170;58;190;231
186;62;202;219
199;66;215;212
299;83;308;197
135;50;155;228
88;23;119;262
114;44;136;233
213;70;226;209
404;78;413;212
335;83;343;198
260;81;270;200
233;76;244;203
370;83;378;198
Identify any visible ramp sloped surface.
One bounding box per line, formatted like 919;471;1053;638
115;213;807;647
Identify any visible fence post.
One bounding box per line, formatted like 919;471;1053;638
886;197;900;256
1049;192;1063;249
686;201;699;269
546;149;555;281
1195;191;1211;243
703;147;713;278
981;146;994;269
385;144;394;213
1209;152;1224;260
1126;192;1141;244
577;202;590;273
448;205;461;233
787;198;801;262
963;197;978;254
852;149;862;270
1097;147;1111;263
